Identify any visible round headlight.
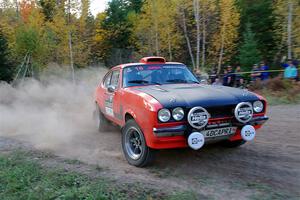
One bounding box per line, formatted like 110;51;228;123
253;101;264;113
234;102;253;123
172;107;184;121
158;109;171;122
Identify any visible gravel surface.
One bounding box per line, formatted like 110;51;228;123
0;104;299;199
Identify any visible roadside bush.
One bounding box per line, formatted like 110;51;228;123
265;77;294;91
250;77;300;105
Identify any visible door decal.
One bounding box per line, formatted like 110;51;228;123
105;95;114;117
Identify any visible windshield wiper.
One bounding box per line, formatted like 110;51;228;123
128;80;149;84
128;80;162;85
187;80;200;84
166;79;188;83
150;81;161;85
166;79;199;84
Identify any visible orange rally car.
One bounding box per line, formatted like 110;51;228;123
94;57;269;167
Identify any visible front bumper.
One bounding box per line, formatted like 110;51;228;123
153;125;186;137
149;115;268;149
234;116;269;126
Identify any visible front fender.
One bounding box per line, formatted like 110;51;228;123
122;89;162;147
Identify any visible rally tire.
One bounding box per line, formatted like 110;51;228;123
122;119;154;167
94;103;110;132
222;139;246;148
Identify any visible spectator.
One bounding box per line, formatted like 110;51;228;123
251;64;261;82
193;69;201;81
284;61;298;80
209;68;217;84
235;66;244;88
280;56;289;68
223;69;229;86
281;57;299;68
227;65;235;87
212;77;222;86
260;61;270;81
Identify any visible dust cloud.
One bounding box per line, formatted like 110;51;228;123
0;67;108;154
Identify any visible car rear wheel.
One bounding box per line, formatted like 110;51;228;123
122;119;154;167
222;139;246;148
94;103;110;132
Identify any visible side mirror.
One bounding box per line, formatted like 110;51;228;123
107;85;116;93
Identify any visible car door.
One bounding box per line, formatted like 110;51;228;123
96;71;112;112
103;69;121;123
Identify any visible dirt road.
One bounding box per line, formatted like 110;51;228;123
0;104;299;199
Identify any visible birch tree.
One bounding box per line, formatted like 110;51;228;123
213;0;240;73
274;0;300;59
200;0;216;68
179;5;195;69
193;0;200;71
134;0;181;60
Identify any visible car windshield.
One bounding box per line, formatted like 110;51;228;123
123;64;199;87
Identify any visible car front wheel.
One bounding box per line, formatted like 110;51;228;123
122;119;154;167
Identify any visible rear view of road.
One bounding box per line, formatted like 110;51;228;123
1;104;299;199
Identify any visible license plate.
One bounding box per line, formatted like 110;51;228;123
203;127;237;138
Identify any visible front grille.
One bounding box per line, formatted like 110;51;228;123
185;105;236;130
206;119;232;129
206;105;235;118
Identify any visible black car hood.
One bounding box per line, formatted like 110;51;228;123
134;84;259;108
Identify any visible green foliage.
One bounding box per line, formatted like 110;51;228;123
14;24;50;71
238;23;261;72
0;30;14;82
0;153;123;199
15;26;42;55
0;0;295;73
98;0;143;66
0;152;169;200
237;0;277;63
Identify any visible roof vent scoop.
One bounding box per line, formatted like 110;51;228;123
139;56;166;64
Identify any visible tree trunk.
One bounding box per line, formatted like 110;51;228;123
181;8;195;69
287;1;293;59
14;0;19;19
217;33;225;74
152;0;160;56
68;0;75;84
155;29;159;56
68;32;75;83
193;0;201;71
167;31;172;61
201;10;206;69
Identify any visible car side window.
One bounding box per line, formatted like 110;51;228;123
110;70;120;88
103;72;112;88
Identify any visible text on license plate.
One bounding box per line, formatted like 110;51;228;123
204;127;237;138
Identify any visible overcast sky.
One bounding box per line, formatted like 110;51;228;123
90;0;109;16
0;0;109;16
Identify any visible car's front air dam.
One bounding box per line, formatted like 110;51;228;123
233;115;269;127
147;135;189;149
153;125;186;137
148;115;268;149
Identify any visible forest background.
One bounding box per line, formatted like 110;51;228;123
0;0;299;82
